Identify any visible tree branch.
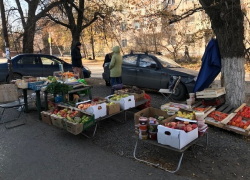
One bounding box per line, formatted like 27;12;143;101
15;0;26;27
46;13;71;29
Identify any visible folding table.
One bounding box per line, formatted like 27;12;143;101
133;132;208;173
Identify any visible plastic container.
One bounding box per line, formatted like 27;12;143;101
195;111;204;120
139;124;147;130
139;129;148;135
189;93;195;103
197;119;205;127
186;99;192;106
198;124;208;136
167;111;175;116
149;123;158;132
149;117;157;124
149;131;157;140
139;117;148;125
139;134;148;140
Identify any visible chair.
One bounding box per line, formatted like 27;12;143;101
159;76;181;105
0;84;26;129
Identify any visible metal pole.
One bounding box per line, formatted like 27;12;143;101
0;0;13;81
49;33;52;55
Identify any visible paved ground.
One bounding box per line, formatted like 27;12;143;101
0;110;191;180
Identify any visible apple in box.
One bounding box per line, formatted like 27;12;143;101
165;120;197;132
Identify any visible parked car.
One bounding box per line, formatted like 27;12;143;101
102;52;198;101
0;54;91;82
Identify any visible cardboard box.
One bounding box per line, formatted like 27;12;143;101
130;90;145;101
134;107;171;125
41;110;53;125
119;95;135;110
107;103;120;115
66;111;95;135
157;125;198;149
51;114;67;129
76;100;107;119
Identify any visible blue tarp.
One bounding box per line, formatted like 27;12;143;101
193;38;221;93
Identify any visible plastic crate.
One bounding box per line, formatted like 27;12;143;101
28;81;46;91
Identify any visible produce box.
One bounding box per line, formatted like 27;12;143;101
196;87;226;98
130;90;145;101
134;107;173;125
157;123;198;149
66;112;95;135
28;81;46;91
107;94;135;110
51;114;67;129
76;100;107;119
50;106;80;129
107;102;120;115
161;102;190;112
41;110;53;125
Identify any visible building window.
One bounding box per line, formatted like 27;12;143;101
122;39;127;47
134;22;140;29
121;22;127;31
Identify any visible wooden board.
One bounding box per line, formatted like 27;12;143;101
223;125;250;136
196;87;226;98
234;103;247;113
205;117;224;128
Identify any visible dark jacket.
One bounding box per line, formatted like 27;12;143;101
103;53;112;67
71;45;82;67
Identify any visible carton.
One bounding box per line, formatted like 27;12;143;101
76;100;107;119
157;124;198;149
106;95;135;110
134;107;173;125
41;110;53;125
66;112;95;135
51;114;67;129
107;103;120;115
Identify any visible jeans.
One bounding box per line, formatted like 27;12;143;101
110;77;122;86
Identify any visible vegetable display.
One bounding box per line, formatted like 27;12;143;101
207;111;228;121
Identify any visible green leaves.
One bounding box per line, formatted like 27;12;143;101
46;82;73;95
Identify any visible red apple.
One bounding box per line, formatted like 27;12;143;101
192;124;198;129
187;127;192;132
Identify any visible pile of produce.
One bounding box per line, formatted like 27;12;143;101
52;108;79;119
207;111;228;121
109;94;129;101
61;72;75;78
194;107;207;112
236;106;250;118
126;86;144;94
227;115;250;129
106;102;116;106
47;76;57;82
177;111;195;120
92;97;107;103
68;115;90;124
165;121;198;132
77;102;97;110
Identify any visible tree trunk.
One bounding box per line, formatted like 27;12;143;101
91;35;95;60
201;0;245;107
71;28;81;50
23;24;36;53
221;57;245;107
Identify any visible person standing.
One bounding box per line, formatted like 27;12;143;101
103;52;113;67
71;42;83;78
109;46;122;86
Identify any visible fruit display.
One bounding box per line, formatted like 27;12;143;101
47;76;57;82
227;115;250;129
109;94;129;101
177;111;195;120
194;107;207;112
77;102;97;110
52;108;79;119
68;115;90;124
106;102;116;106
92;97;107;104
236;106;250;118
165;121;198;132
207;111;228;121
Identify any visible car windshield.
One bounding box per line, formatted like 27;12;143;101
155;55;181;68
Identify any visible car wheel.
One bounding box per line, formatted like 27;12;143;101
171;83;187;101
105;80;111;86
7;73;22;83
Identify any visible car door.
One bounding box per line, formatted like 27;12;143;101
136;55;162;89
40;56;61;77
15;55;43;77
121;55;138;85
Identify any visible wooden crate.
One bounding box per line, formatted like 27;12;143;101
196;87;226;98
